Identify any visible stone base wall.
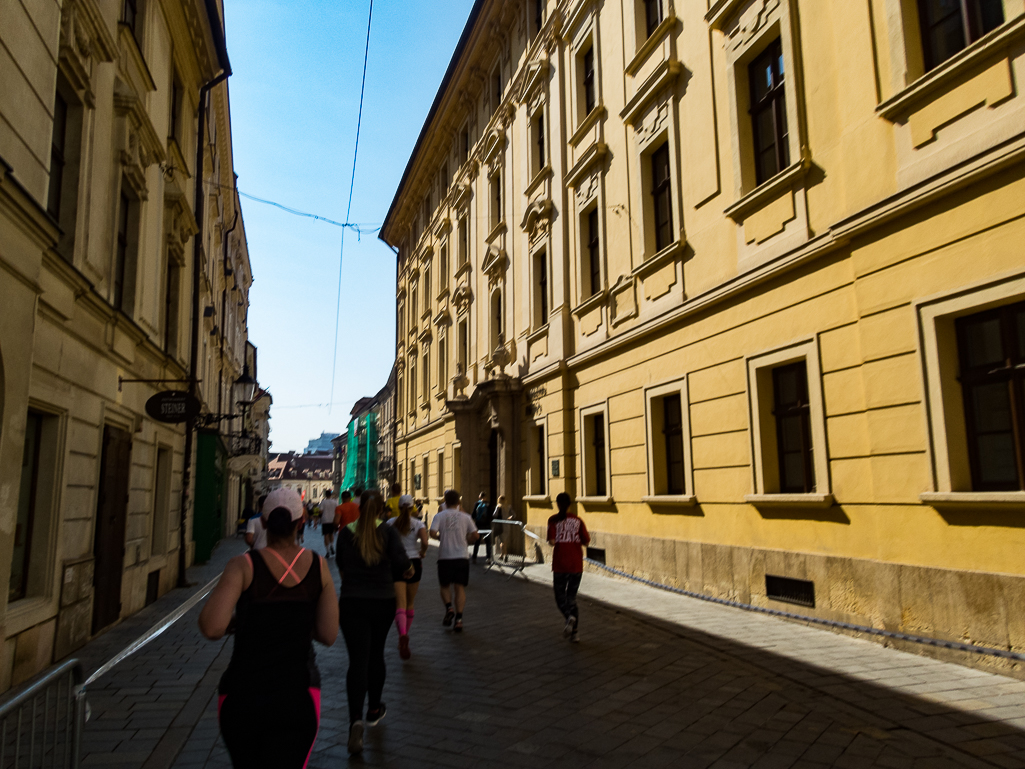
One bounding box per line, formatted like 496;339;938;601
530;527;1025;678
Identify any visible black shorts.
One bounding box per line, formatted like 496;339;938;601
437;559;470;587
402;558;423;584
321;522;336;535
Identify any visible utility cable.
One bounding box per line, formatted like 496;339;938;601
330;0;374;413
237;190;381;236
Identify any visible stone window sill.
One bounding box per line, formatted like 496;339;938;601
643;495;697;507
569;105;606;148
724;158;810;222
920;492;1025;511
745;493;834;509
877;16;1025;121
522;495;551;504
626;15;679;76
578;495;615;505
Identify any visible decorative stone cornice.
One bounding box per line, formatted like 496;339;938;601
482;245;508;289
59;0;117;107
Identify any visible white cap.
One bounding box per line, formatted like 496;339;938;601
263;487;304;522
399;494;414;507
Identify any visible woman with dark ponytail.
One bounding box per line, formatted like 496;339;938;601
199;487;338;768
335;488;413;754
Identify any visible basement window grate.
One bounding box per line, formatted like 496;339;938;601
586;547;606;564
765;575;815;608
146;570;160;606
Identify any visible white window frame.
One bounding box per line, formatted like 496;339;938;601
524;416;550;502
531;244;551;332
745;338;832;506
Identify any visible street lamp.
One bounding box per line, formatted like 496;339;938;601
233;364;258;405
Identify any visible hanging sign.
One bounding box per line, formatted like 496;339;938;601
145;391;201;424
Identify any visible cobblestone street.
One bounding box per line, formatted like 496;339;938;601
74;534;1025;769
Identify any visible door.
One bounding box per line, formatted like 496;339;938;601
92;425;131;633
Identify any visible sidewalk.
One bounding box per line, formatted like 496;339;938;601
165;539;1025;768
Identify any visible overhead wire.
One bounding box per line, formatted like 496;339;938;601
330;0;374;413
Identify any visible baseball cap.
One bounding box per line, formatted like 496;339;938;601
263;487;304;522
399;494;414;507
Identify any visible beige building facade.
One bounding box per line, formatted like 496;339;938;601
0;0;259;689
381;0;1025;668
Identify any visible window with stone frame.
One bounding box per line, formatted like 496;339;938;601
582;410;609;497
771;361;816;494
644;0;664;38
490;171;503;231
918;0;1005;71
531;109;546;177
582;46;597;116
48;93;68;221
534;0;545;38
533;249;549;328
122;0;139;36
585;206;602;297
164;256;181;356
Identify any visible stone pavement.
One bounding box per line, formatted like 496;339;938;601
70;531;1025;768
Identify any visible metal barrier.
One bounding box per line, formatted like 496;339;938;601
0;659;84;768
488;519;543;576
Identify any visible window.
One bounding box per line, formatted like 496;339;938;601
460;127;470;164
410;281;418;327
532;111;546;174
422;347;430;402
645;0;663;38
650;143;673;252
47;93;68;219
490;291;503;352
437;451;445;497
164;258;180;356
491;67;502;114
586;208;601;297
918;0;1004;71
534;250;549;327
439;243;449;289
662;394;685;495
749;39;789;186
114;191;132;311
458;218;469;266
583;412;608;497
535;424;546;495
583;47;596;116
747;342;829;500
645;381;693;499
409;357;417;409
122;0;138;35
490;173;502;230
169;74;181;142
956;301;1025;491
772;361;815;494
458;320;469;374
534;0;545;37
438;337;448;392
423;267;432;315
11;411;58;603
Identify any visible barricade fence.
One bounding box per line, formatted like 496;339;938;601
0;659;84;769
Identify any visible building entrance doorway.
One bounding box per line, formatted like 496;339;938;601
92;425;131;634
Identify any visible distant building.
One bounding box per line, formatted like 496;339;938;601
305;432;341;454
266;451;335;502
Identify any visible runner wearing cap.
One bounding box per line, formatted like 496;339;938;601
199;487;338;768
386;494;429;659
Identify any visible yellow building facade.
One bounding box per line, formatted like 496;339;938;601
0;0;259;689
380;0;1025;664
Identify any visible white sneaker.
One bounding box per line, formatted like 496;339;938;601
347;721;364;754
563;616;574;638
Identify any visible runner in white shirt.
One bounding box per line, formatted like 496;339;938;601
320;489;339;557
429;489;478;632
244;494;269;551
386;495;429;659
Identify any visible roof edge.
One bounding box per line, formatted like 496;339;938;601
379;0;487;248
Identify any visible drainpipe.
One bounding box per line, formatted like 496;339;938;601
216;206;239;417
178;66;230;588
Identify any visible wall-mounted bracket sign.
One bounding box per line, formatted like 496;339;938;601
146;391;201;424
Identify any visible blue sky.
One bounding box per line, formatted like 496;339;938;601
223;0;475;452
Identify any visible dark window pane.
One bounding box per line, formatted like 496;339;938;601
962;315;1005;369
588;208;601;296
651;144;673;251
975;433;1019;486
773;361;814;493
583;47;596;115
749;39;787;185
969;382;1012;433
645;0;663;37
592;414;607;497
11;413;42;602
663;394;685;495
1015;306;1025;360
48;93;68;219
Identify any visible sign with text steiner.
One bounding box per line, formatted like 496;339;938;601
145;391;200;424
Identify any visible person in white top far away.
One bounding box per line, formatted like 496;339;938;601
429;489;478;632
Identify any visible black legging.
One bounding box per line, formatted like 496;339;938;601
553;572;582;624
220;689;318;768
339;596;396;725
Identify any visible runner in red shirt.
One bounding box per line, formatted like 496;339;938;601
546;492;590;643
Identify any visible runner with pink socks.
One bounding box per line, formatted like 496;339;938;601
387;494;429;659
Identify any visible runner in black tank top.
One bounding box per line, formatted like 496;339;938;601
200;488;338;769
